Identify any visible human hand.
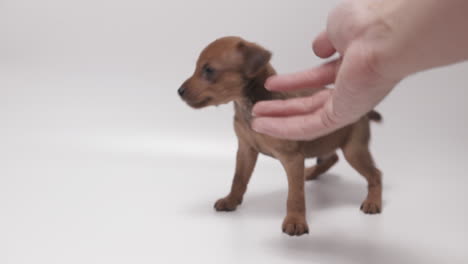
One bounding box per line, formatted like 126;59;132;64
252;0;402;140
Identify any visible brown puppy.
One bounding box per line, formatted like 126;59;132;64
178;36;382;236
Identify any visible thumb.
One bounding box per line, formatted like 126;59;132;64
313;31;336;58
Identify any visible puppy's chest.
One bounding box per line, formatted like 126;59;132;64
233;115;274;156
233;105;293;157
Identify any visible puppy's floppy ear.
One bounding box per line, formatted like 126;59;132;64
237;41;272;78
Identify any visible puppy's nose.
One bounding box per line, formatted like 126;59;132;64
178;86;186;97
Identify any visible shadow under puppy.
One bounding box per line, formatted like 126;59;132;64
178;36;382;236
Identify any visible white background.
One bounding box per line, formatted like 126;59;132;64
1;0;468;263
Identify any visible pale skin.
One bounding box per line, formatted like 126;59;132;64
251;0;468;140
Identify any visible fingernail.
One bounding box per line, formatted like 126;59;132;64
251;119;261;132
250;105;257;116
264;78;273;90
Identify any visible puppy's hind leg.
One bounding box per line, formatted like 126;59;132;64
342;121;382;214
214;140;258;212
305;152;339;181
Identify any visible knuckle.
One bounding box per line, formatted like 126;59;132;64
298;99;310;112
320;102;340;130
321;110;338;130
360;43;386;80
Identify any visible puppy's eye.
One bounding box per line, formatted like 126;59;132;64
204;66;215;75
202;65;216;80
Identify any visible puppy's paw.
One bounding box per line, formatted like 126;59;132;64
360;199;382;214
282;214;309;236
214;196;241;212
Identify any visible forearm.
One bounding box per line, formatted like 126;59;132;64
370;0;468;78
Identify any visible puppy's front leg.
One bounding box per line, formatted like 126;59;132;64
214;140;258;212
279;154;309;236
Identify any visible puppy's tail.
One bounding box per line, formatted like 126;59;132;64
368;110;383;123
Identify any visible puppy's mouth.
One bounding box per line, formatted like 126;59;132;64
187;97;213;109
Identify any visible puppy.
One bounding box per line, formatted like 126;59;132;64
178;36;382;236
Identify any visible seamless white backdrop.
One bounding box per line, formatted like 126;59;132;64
1;1;468;264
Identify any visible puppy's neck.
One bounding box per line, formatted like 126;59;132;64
234;64;282;123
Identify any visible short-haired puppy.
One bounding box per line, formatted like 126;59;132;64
178;36;382;236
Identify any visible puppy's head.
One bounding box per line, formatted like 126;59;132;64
178;36;271;108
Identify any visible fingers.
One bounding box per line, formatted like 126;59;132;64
254;45;396;141
265;60;339;92
312;31;336;58
252;89;331;117
264;31;337;93
252;108;336;141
